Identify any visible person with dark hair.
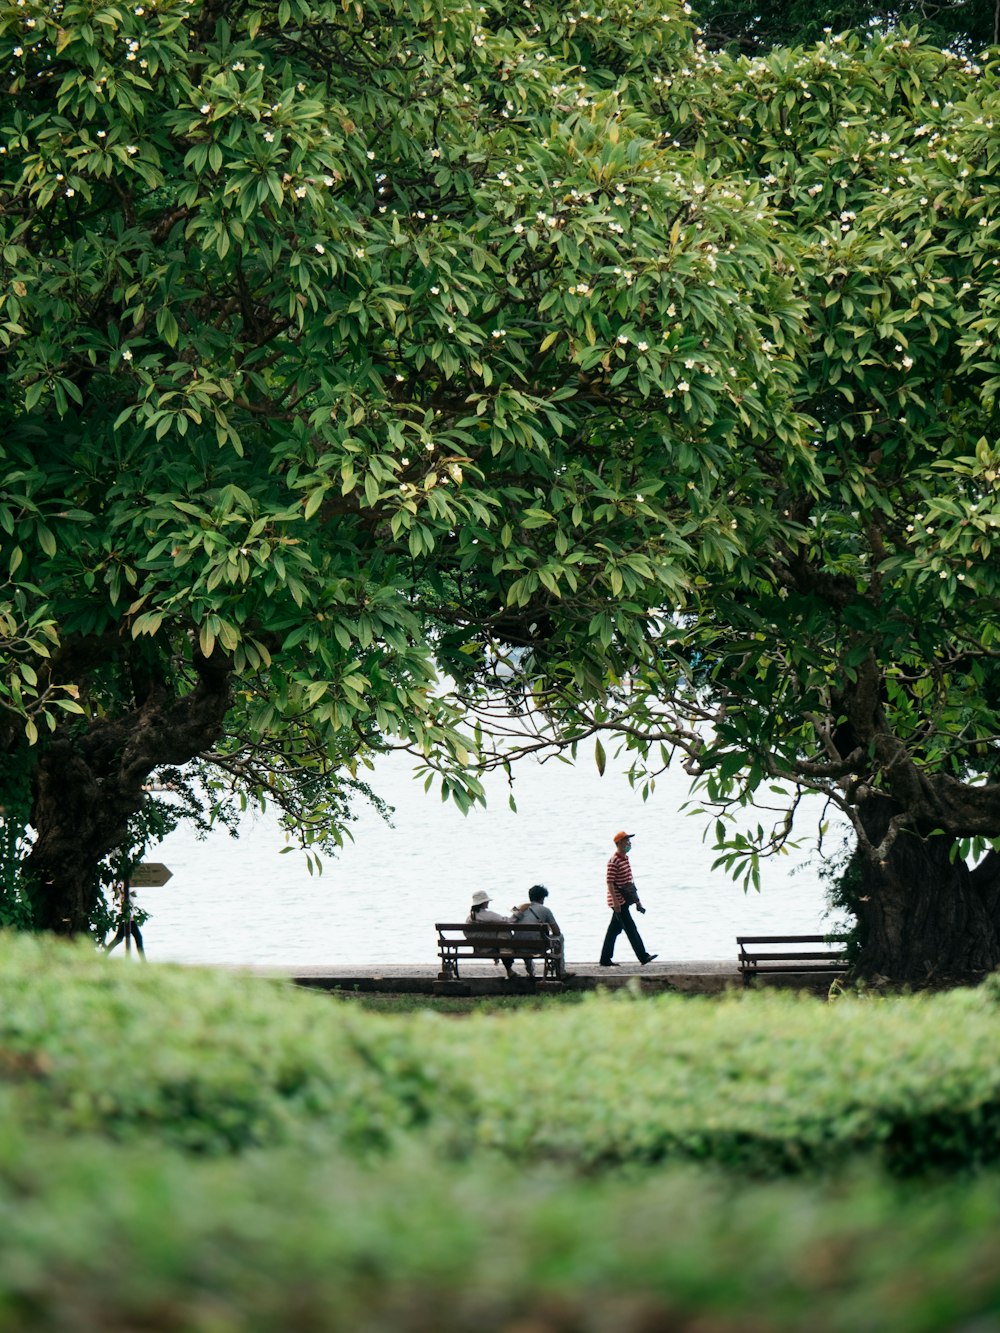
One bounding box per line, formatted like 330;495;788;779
600;831;657;968
511;884;573;979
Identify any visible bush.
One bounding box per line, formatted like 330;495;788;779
0;1133;996;1331
2;937;1000;1176
0;937;999;1328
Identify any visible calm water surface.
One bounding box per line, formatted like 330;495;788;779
139;753;847;967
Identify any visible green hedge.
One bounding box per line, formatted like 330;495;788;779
1;937;999;1176
0;1132;996;1332
0;937;997;1329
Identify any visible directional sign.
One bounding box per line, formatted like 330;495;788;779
128;863;173;888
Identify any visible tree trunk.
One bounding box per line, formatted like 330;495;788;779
851;794;1000;985
26;655;230;935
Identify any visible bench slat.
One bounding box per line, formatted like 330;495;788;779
742;966;846;973
740;951;846;961
737;932;849;986
736;938;848;949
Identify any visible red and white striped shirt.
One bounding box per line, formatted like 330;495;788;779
606;850;633;909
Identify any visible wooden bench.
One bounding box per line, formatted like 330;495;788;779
737;935;849;987
436;922;561;981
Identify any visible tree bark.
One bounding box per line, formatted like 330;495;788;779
25;654;230;935
850;794;1000;985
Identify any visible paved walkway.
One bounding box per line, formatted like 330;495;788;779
222;959;743;995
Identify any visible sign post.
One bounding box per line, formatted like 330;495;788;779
128;863;173;888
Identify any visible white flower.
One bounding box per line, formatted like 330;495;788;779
263;131;274;142
677;379;690;392
126;144;138;155
901;354;914;369
13;45;22;56
121;348;133;362
314;243;325;254
366;150;375;160
295;187;306;198
65;187;75;197
430;285;440;294
354;247;365;258
637;341;649;351
200;103;211;114
617;334;629;345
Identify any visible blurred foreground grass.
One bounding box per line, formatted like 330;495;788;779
0;935;996;1330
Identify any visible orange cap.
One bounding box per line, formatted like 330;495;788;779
613;831;634;843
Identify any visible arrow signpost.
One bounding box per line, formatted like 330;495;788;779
128;863;173;888
107;863;173;958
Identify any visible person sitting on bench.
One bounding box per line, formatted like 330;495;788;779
466;890;517;978
511;884;573;979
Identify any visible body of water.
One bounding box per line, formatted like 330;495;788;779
138;752;847;968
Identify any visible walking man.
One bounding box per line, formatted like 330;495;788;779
600;831;657;967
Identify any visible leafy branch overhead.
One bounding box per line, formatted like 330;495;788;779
455;30;1000;982
0;0;819;928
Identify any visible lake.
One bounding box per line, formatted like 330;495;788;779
136;751;848;967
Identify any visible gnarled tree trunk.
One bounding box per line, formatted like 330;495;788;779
26;655;230;934
851;794;1000;985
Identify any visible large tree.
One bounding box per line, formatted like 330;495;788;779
473;33;1000;986
0;0;809;932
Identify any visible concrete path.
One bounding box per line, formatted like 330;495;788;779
218;959;745;995
205;957;842;995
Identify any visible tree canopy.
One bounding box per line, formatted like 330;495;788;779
692;0;997;55
5;0;1000;981
0;0;810;931
477;31;1000;983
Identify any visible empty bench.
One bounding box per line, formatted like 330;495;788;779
737;935;849;987
436;922;561;981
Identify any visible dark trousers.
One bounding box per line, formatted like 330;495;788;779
600;906;649;964
106;921;145;957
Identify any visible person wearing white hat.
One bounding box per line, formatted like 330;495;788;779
466;890;517;977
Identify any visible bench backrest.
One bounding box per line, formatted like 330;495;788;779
736;935;848;946
436;922;553;955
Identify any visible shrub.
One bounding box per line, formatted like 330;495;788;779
1;936;1000;1176
0;1133;996;1331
